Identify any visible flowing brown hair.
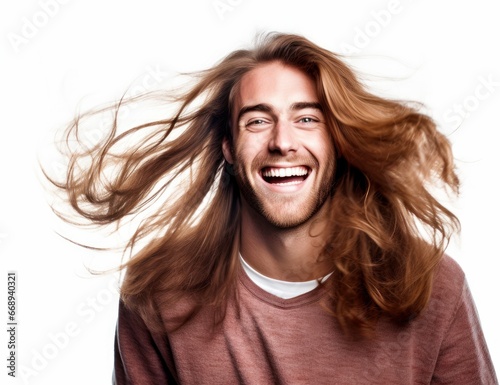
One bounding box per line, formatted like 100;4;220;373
45;32;460;336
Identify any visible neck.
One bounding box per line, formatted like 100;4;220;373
239;199;332;282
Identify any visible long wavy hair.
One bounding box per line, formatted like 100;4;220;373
46;32;460;336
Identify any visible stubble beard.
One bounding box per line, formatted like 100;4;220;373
232;154;336;229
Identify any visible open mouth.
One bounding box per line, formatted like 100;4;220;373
260;166;310;186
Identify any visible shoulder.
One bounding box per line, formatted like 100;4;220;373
432;254;465;303
416;254;467;333
427;257;499;383
436;253;464;278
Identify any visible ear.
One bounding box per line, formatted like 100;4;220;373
222;137;234;164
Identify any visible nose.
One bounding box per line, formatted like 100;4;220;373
268;120;298;155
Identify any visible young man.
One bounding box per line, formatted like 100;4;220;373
53;33;497;384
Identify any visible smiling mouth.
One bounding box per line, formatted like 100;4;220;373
260;166;310;186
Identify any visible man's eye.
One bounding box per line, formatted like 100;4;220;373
247;119;268;126
299;117;316;123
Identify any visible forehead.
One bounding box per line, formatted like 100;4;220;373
233;62;318;113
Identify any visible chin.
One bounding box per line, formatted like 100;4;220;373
259;204;319;229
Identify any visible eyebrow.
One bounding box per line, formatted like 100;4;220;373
236;102;323;122
290;102;323;112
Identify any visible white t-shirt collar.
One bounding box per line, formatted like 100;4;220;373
239;253;332;299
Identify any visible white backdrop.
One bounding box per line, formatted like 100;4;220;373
1;0;499;383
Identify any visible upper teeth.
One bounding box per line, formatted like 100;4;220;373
262;167;309;178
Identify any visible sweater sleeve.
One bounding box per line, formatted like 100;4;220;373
113;300;177;385
432;280;498;384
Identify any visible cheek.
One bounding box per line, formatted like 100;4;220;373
235;134;268;161
232;142;253;171
305;133;335;161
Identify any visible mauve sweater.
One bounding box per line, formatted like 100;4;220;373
113;255;498;384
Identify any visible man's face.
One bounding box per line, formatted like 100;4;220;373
223;61;336;228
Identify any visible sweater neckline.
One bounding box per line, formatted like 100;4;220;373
238;264;328;309
239;253;332;299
